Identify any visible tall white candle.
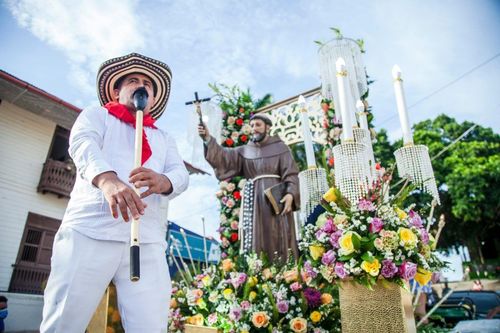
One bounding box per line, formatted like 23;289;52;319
180;228;198;274
201;216;209;267
298;95;316;168
356;100;369;130
392;65;414;145
336;58;354;140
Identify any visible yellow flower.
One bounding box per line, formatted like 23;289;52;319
398;228;418;248
321;293;333;305
309;245;326;261
395;207;407;220
249;291;257;301
187;314;204;326
196;298;206;309
339;232;356;255
310;311;322;323
251;311;270;328
323;187;337;203
360;258;381;277
202;275;211;287
415;268;432;286
290;317;307;333
247;276;258;287
222;288;233;299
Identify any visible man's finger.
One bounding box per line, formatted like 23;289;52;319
124;193;141;220
140;188;154;199
109;197;118;219
133;180;151;189
130;191;145;214
117;196;130;222
129;172;149;184
129;166;149;177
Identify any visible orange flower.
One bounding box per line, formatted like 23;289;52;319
262;268;273;280
251;311;270;328
187;314;204;326
290;317;307;333
283;268;299;283
170;298;178;308
320;293;333;305
221;258;234;272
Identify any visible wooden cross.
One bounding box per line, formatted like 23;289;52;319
185;91;211;125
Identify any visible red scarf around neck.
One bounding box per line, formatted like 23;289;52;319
104;102;157;165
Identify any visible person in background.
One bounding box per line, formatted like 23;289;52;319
472;279;484;291
0;296;8;333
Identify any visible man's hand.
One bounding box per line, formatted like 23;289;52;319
93;171;146;222
129;167;172;198
197;122;210;141
280;193;294;215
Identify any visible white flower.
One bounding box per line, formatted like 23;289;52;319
238;179;247;189
242;124;252;135
227;183;236;192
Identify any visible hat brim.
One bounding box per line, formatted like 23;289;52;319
97;53;172;119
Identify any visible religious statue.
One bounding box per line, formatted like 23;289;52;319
198;114;300;262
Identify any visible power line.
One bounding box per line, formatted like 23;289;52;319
431;124;478;161
377;51;500;127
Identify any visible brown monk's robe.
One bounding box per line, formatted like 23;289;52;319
205;135;300;262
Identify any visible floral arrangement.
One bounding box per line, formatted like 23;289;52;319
169;253;341;333
208;83;261;258
299;167;446;289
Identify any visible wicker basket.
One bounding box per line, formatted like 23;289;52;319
184;324;219;333
338;280;416;333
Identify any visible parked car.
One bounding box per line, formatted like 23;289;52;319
429;290;500;328
447;291;500;319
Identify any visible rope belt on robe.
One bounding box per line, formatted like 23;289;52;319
239;174;280;253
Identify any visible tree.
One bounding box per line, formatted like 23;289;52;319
410;115;500;261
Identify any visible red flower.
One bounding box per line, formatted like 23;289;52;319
233;191;241;200
239;107;245;113
375;163;381;170
240;134;248;142
321;103;330;112
236;118;244;126
230;233;238;242
225;138;234;146
328;157;334;166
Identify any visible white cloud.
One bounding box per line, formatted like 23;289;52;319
5;0;146;99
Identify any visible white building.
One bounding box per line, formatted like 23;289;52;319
0;70;80;332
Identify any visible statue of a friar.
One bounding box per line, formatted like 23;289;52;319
198;114;300;262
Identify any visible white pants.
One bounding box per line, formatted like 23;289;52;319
40;226;171;333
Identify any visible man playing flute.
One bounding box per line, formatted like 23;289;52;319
41;53;189;332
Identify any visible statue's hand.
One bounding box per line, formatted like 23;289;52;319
198;122;210;141
280;193;294;215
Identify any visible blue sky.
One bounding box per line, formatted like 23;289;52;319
1;0;499;245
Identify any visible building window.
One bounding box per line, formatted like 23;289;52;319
8;212;61;294
48;125;70;162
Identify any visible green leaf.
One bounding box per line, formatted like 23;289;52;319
361;252;375;263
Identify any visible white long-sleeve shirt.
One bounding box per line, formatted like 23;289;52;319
62;105;189;243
